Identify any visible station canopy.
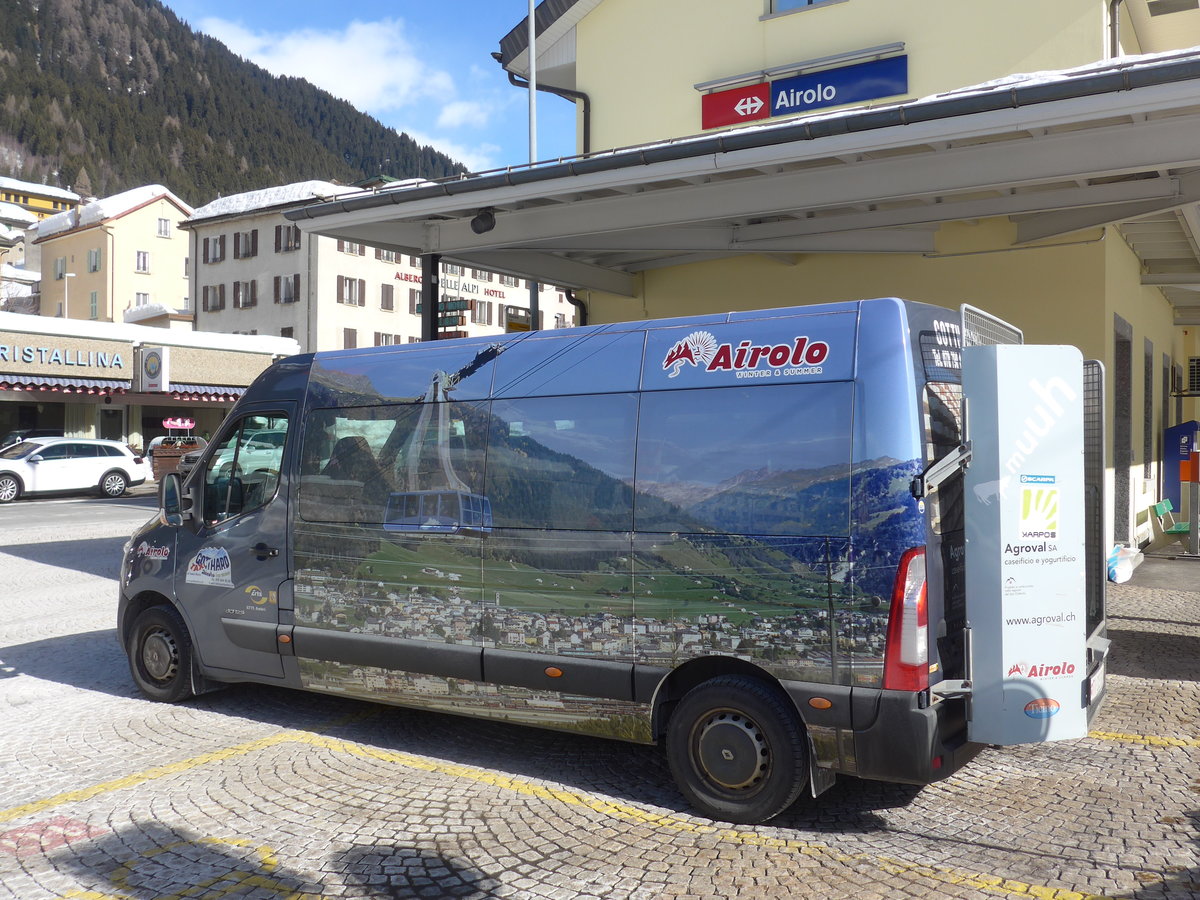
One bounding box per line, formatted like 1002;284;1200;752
287;48;1200;325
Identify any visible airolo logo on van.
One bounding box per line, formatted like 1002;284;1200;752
663;330;830;378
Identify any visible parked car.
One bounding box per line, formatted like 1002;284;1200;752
1;428;64;449
0;438;149;503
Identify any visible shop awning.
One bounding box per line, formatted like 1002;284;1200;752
168;384;246;402
0;375;131;394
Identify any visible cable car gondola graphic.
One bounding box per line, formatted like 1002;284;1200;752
383;345;499;536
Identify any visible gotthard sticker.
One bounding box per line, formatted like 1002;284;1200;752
186;546;233;587
664;331;830;379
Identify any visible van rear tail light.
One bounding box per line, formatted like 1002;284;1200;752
883;546;928;692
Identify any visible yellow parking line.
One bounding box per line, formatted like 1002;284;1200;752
0;728;1120;900
1089;730;1200;748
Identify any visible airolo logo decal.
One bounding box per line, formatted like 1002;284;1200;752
663;331;830;379
1007;661;1076;679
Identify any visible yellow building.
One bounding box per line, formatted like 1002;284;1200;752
0;175;79;220
33;185;193;325
286;0;1200;550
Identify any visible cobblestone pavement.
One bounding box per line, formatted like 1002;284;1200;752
0;516;1196;899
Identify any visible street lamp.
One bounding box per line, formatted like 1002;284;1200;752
62;272;76;317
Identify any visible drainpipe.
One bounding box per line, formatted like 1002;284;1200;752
565;289;587;327
1109;0;1125;58
493;53;592;156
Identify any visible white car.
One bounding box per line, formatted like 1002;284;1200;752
0;438;150;503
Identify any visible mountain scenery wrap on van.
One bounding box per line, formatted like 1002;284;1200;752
290;307;926;739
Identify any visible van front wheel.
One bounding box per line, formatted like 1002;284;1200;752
666;675;808;824
128;606;195;703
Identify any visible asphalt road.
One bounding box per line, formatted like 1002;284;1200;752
0;498;1196;899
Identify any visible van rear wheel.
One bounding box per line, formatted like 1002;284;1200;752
666;675;808;824
128;606;195;703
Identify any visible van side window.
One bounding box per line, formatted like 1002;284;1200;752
203;414;289;524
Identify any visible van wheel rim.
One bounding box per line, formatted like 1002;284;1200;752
693;710;769;791
141;628;178;682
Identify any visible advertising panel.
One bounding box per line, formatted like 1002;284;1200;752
963;345;1088;744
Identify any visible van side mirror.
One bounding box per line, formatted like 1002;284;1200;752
159;472;190;527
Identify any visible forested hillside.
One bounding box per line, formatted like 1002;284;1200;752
0;0;465;204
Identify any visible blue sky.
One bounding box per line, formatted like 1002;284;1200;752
159;0;577;174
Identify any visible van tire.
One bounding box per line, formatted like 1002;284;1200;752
666;675;808;824
0;473;20;503
128;606;195;703
100;470;128;497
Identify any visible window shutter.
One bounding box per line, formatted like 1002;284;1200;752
293;274;300;301
219;283;226;308
337;275;345;303
201;287;208;312
375;247;382;260
274;276;281;303
250;279;257;305
233;281;241;307
251;229;258;256
234;232;241;259
274;225;282;253
219;234;226;259
358;279;366;306
337;239;344;253
202;237;210;263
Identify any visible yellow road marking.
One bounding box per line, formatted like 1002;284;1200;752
1;726;1144;900
1089;730;1200;748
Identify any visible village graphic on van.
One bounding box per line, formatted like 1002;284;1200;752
663;330;830;378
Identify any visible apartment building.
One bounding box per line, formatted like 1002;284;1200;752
181;181;577;352
33;185;193;324
0;175;79;221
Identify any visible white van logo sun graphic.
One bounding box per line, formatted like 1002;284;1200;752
663;331;830;378
664;331;718;377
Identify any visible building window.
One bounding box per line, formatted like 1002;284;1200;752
201;284;226;311
233;280;258;308
136;250;150;273
275;224;302;252
470;268;494;282
203;235;226;263
157;217;171;238
89;291;98;319
375;248;398;263
337;240;365;256
1189;357;1200;393
53;257;66;280
183;295;191;311
499;274;520;288
471;300;494;325
87;248;102;272
381;283;394;311
337;275;366;306
234;230;259;259
281;326;294;339
343;328;357;349
274;274;301;304
443;263;464;277
134;292;150;308
374;332;395;346
409;288;421;314
409;256;420;267
554;313;567;329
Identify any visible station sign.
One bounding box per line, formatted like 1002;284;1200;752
701;55;908;131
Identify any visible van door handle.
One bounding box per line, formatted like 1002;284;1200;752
253;542;279;560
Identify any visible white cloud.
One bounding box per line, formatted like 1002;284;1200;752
437;101;491;130
197;17;454;111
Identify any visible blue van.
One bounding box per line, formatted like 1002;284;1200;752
118;298;1104;823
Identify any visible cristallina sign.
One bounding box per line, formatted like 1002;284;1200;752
0;343;125;368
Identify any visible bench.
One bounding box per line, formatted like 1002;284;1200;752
1152;499;1191;543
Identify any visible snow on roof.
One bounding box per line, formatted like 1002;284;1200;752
0;202;38;226
0;310;300;357
0;175;79;203
187;181;350;223
35;184;193;241
1;264;39;284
